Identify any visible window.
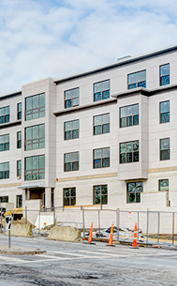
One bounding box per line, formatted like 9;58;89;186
0;106;10;124
64;120;79;140
64;88;79;109
25;93;45;121
17;131;22;148
17;102;22;120
17;160;21;178
93;185;108;205
0;134;9;151
127;182;143;203
160;64;170;86
160;101;170;123
160;138;170;160
64;152;79;172
63;188;76;206
16;195;22;208
25;124;45;150
93;147;110;168
94;80;110;101
120;141;139;163
159;179;169;191
0;162;9;179
120;104;139;128
93;113;110;135
25;155;45;180
128;70;146;89
0;196;8;203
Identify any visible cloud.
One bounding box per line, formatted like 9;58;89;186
0;0;176;94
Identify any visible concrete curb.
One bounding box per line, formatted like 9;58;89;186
0;245;46;255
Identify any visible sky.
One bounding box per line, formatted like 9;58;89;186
0;0;177;94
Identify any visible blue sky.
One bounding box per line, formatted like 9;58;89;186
0;0;177;94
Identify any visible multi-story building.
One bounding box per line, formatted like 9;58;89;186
1;45;177;217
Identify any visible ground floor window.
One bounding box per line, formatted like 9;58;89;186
63;188;76;206
0;196;8;203
159;179;169;191
16;195;22;208
127;181;143;203
93;185;108;205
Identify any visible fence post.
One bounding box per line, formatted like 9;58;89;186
81;206;85;239
25;206;27;224
172;212;175;245
157;211;160;245
137;211;139;240
38;210;40;234
146;208;149;245
53;206;55;226
98;210;100;233
116;208;120;241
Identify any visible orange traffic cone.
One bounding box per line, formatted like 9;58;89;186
106;224;115;247
83;222;96;244
131;222;139;249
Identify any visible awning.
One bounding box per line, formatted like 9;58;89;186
18;182;44;189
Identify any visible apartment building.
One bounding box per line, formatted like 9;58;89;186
0;45;177;214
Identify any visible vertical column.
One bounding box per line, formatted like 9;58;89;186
27;189;30;200
45;187;51;210
22;189;26;202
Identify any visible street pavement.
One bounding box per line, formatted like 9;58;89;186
0;233;177;285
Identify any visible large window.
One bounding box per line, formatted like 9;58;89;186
25;155;45;180
120;104;139;128
63;188;76;206
93;147;110;168
17;160;21;178
120;141;139;163
64;152;79;172
160;138;170;160
64;120;79;140
128;70;146;89
160;64;170;86
160;101;170;123
64;88;79;109
17;131;22;148
0;196;8;203
94;80;110;102
0;106;10;124
25;93;45;121
17;102;22;120
127;182;143;203
25;124;45;150
16;195;22;208
159;179;169;191
93;113;110;135
93;185;108;205
0;134;9;151
0;162;9;179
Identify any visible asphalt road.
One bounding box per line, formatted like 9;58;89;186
0;233;177;286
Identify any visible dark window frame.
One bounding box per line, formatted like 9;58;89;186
16;195;22;208
160;138;170;161
93;79;110;102
160;63;170;86
63;187;76;206
93;185;108;205
25;93;45;121
0;162;9;179
120;104;139;128
64;119;79;140
64;88;79;109
0;106;10;124
17;102;22;120
127;181;143;203
120;140;139;164
0;134;9;151
93;147;110;169
17;131;22;149
25;155;45;181
159;100;170;124
17;160;21;178
159;179;169;191
25;124;45;150
128;70;146;89
64;152;79;172
0;196;9;203
93;113;110;135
